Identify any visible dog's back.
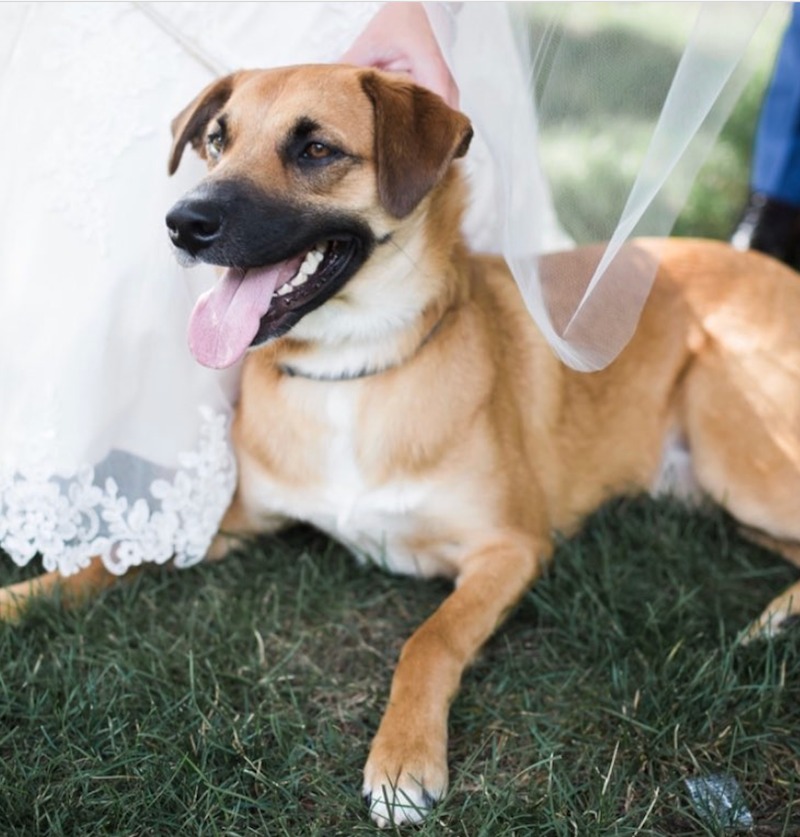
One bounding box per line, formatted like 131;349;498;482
476;237;800;542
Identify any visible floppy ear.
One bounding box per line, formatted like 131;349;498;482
168;73;241;176
360;71;473;219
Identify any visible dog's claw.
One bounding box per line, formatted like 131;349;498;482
421;789;439;809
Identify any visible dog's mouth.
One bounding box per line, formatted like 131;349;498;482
188;235;364;369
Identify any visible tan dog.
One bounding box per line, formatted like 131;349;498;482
4;64;800;826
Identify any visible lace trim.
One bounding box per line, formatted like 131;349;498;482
0;407;236;577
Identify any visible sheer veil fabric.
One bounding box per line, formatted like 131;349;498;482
431;2;772;371
0;2;773;578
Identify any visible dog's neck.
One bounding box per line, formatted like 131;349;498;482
268;275;462;381
276;310;449;381
261;170;470;382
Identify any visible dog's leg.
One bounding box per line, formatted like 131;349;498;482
206;491;289;561
736;529;800;642
363;534;547;827
741;579;800;642
682;352;800;642
0;557;119;622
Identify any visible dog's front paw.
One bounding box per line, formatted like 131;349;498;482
362;730;448;827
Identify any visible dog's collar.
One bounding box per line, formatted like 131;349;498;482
278;314;446;382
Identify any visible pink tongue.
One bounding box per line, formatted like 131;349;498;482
188;259;302;368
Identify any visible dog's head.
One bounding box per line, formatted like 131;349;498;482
166;65;473;369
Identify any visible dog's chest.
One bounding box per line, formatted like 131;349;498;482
241;387;449;577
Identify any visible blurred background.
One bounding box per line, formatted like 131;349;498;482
519;2;789;245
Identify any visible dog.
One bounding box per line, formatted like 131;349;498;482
4;64;800;827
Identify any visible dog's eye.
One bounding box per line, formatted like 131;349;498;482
300;142;335;162
206;131;225;161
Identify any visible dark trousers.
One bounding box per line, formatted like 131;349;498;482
752;4;800;208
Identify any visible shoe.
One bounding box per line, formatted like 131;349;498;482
731;192;800;269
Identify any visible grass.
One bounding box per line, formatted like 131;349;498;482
1;502;799;834
2;7;800;836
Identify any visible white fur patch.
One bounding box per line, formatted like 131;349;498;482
239;386;445;577
365;778;436;828
650;431;703;504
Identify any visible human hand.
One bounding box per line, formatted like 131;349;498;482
341;2;459;108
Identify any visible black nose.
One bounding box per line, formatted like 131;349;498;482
165;199;223;253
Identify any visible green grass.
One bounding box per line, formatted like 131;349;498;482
3;7;800;836
1;501;799;834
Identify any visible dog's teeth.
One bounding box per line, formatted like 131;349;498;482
280;245;327;296
300;248;324;277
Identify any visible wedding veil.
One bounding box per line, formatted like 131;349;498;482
431;1;776;371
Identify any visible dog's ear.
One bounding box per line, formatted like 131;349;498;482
360;71;473;219
168;73;241;175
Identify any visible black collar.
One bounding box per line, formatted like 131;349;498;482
278;314;446;382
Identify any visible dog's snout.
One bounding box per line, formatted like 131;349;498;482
166;199;223;253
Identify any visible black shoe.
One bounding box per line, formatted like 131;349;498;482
731;192;800;269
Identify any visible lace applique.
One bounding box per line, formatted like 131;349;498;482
0;408;236;577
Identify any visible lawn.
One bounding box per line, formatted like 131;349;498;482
2;502;798;835
2;6;799;836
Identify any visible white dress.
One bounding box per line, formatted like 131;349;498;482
0;2;769;578
0;3;380;576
